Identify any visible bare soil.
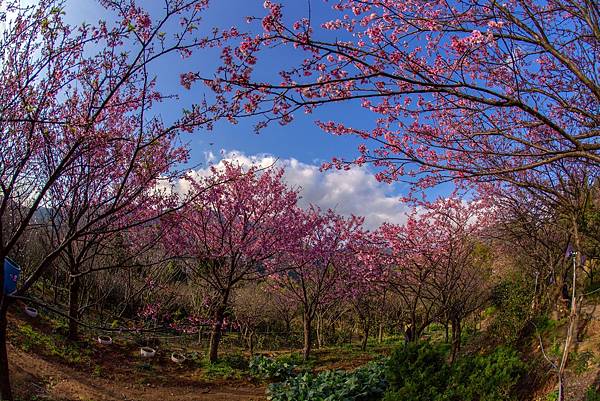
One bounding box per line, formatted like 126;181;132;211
10;342;266;401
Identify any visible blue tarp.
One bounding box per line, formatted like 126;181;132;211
3;257;20;294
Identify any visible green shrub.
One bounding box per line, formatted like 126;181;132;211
267;360;387;401
447;347;525;401
383;343;525;401
250;355;296;380
384;342;450;401
489;279;533;343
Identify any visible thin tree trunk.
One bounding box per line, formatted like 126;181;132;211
444;320;449;343
0;297;13;401
316;313;322;348
377;322;384;344
361;323;369;351
451;319;461;363
208;305;226;363
249;330;255;355
67;276;80;340
303;311;312;361
558;222;581;401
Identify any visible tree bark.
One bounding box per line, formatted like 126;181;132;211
444;321;449;343
67;276;80;340
361;324;369;351
249;330;255;355
302;312;313;361
316;313;323;348
557;217;583;401
450;319;461;363
0;296;13;401
208;304;226;363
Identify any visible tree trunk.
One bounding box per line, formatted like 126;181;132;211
444;321;449;343
67;276;80;340
450;320;461;363
316;313;322;348
0;297;13;401
377;322;384;344
361;324;369;351
558;373;565;401
249;330;255;355
208;304;226;363
404;324;417;343
302;312;312;361
557;217;583;401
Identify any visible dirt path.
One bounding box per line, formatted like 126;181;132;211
10;344;266;401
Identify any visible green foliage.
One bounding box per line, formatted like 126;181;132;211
448;347;526;401
185;350;204;366
222;352;249;370
250;355;296;380
135;362;154;372
585;386;600;401
11;323;91;365
570;350;594;374
202;360;242;380
489;279;533;343
383;343;525;401
384;342;450;400
267;360;387;401
533;315;563;334
92;365;103;377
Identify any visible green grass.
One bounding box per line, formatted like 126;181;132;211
202;359;245;380
10;323;92;365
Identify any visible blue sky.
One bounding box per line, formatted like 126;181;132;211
61;0;444;228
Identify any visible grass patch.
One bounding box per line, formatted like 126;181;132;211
10;323;92;365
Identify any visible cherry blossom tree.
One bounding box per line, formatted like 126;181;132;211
189;0;599;189
425;199;492;360
381;198;491;345
270;208;365;360
0;1;221;398
166;162;306;362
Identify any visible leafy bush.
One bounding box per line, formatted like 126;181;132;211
384;342;450;401
250;355;296;380
489;279;533;343
267;360;387;401
383;343;525;401
447;347;526;401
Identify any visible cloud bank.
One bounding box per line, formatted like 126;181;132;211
187;150;410;230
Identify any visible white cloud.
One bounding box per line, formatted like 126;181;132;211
190;150;409;230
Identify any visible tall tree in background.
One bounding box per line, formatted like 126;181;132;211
270;209;365;360
381;198;491;346
167;162;306;362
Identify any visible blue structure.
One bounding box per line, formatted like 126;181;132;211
3;257;20;295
